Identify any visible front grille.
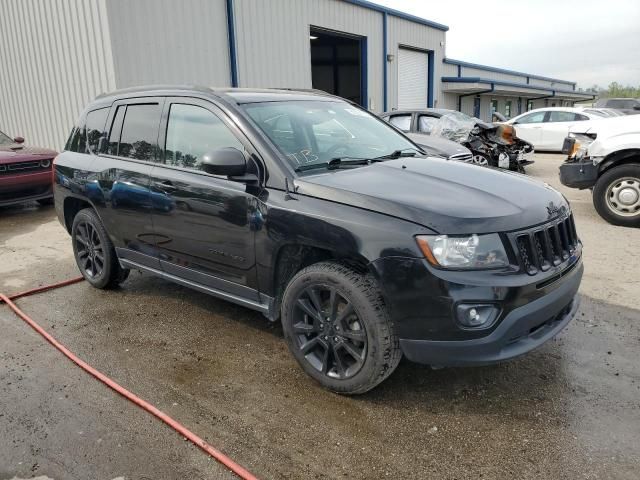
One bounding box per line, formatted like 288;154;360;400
0;160;50;176
514;214;579;276
449;153;473;163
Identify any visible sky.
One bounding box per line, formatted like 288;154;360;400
369;0;640;90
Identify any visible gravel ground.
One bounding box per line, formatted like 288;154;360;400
1;153;639;479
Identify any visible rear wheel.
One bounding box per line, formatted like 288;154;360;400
593;164;640;227
71;208;129;288
281;261;401;395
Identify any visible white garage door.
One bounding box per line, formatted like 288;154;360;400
398;48;428;110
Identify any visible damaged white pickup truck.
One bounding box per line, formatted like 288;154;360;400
560;115;640;227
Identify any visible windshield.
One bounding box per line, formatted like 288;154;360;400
0;130;13;145
242;101;417;171
428;113;478;143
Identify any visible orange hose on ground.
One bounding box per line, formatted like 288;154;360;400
0;278;259;480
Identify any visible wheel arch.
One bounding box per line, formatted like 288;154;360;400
598;149;640;177
62;195;98;233
270;243;372;321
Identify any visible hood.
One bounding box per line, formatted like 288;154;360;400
406;133;471;158
0;145;57;165
295;157;569;234
569;114;640;137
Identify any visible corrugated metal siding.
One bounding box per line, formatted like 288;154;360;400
0;0;116;150
386;15;445;111
105;0;231;88
233;0;383;111
437;63;458;108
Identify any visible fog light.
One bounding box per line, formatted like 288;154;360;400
456;304;499;328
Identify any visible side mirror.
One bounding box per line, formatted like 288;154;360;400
201;147;247;177
13;136;24;144
633;105;640;111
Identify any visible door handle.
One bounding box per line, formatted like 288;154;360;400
153;180;177;192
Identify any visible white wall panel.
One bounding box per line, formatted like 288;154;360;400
105;0;231;88
0;0;116;150
386;15;445;111
233;0;383;111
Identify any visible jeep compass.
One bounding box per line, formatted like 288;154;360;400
54;87;583;394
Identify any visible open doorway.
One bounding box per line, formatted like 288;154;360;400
310;27;366;107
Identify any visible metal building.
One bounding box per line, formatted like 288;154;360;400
0;0;593;150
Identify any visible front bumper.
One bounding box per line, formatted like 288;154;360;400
400;261;582;366
559;159;598;189
0;170;53;206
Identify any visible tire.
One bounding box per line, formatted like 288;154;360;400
37;197;54;206
471;153;490;167
593;164;640;227
281;261;401;395
71;208;130;288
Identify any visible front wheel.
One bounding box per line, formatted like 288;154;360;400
593;164;640;227
71;208;130;288
281;262;401;395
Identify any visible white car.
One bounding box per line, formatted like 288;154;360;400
506;107;608;152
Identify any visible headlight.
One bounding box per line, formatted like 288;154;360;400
568;133;596;160
416;233;509;269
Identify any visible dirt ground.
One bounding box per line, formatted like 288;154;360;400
1;154;639;480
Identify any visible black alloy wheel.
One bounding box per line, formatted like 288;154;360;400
74;220;105;278
292;284;367;379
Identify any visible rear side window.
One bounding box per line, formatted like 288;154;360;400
85;108;109;153
65;107;110;154
418;115;439;133
118;104;161;160
547;111;578;122
388;114;411;132
163;103;243;171
107;106;126;156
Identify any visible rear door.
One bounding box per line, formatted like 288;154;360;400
93;98;163;268
149;97;260;300
541;111;589;150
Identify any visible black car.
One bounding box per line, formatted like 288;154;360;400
54;87;583;394
380;108;534;172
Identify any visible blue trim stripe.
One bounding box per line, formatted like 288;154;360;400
342;0;449;31
382;12;388;111
226;0;238;87
361;36;368;108
427;51;434;108
443;58;576;86
441;77;594;97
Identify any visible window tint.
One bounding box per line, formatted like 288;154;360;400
388;114;411;132
85;108;109;154
164;103;243;170
516;111;546;124
107;106;126;156
418;115;439;133
118;104;161;160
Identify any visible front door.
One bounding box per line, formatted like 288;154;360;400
149;98;260;300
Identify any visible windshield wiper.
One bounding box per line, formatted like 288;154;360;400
294;157;379;172
373;147;423;160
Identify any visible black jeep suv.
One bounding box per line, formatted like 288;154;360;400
54;86;583;394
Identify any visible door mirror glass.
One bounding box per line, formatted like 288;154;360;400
201;148;247;176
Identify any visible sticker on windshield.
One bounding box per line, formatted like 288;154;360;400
344;108;369;117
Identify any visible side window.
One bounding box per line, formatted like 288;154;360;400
65;115;86;153
164;103;244;171
515;111;546;124
107;106;126;156
547;111;577;122
118;103;161;160
418;115;439;133
388;114;412;132
85;108;110;154
574;113;589;121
